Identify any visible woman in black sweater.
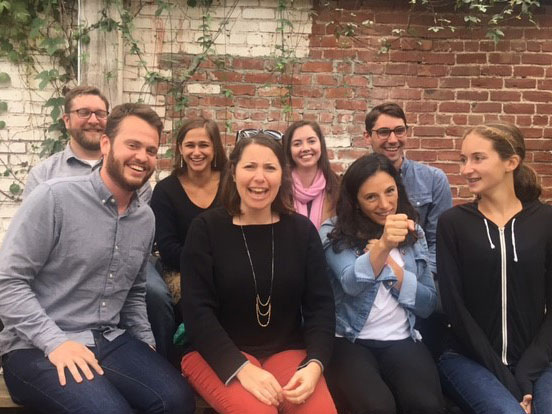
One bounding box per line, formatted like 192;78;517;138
437;123;552;414
151;118;227;273
180;133;336;414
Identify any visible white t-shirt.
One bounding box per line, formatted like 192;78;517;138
357;248;410;341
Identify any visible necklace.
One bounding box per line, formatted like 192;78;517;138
240;218;274;328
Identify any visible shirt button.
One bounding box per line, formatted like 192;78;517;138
111;199;115;204
102;302;106;307
109;273;113;278
115;246;119;250
416;201;420;205
102;199;106;204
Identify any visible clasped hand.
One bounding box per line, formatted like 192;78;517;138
48;340;104;386
237;361;322;406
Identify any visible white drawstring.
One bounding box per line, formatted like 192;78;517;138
511;218;518;262
484;219;496;249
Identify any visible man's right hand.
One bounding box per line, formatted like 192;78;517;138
47;340;104;386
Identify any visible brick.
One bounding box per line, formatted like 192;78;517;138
417;65;447;77
226;84;257;96
503;103;535;114
523;91;552;102
413;126;446;137
343;75;370;87
439;102;471;113
385;63;417;75
325;88;353;99
405;102;438;113
293;86;323;98
315;74;339;86
489;53;520;64
450;66;480;76
457;91;489;101
456;53;487;64
335;100;367;111
471;78;503;89
537;80;552;90
423;89;455;100
514;66;545;77
420;53;456;65
405;150;437;162
481;65;513;77
421;139;453;149
490;91;521;102
389;89;422;100
232;57;265;70
406;77;438;88
471;102;502;113
301;61;333;73
354;63;385;75
257;86;289;97
243;73;274;83
372;76;405;87
505;78;536;89
439;78;470;88
323;49;357;59
235;97;270;109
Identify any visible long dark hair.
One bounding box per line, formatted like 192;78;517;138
463;123;541;202
172;118;227;175
329;153;418;252
220;133;295;216
282;121;340;199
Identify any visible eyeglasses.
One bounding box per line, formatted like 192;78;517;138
68;108;109;120
371;126;408;139
236;129;283;143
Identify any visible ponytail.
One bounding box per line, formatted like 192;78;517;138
514;164;541;202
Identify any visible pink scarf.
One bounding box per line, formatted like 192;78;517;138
292;169;327;230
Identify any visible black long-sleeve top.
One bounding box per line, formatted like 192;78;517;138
181;207;335;383
150;174;220;271
437;200;552;399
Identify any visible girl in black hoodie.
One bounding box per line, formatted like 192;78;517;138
437;123;552;414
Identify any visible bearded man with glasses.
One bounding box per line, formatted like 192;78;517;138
20;86;176;361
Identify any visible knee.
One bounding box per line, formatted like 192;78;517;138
156;380;196;414
348;393;396;414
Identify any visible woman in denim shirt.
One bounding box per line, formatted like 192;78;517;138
320;154;446;414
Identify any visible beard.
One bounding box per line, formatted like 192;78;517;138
69;127;102;151
104;146;154;192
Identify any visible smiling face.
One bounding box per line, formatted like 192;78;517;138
460;132;518;197
357;170;398;225
180;127;214;173
365;113;407;169
101;115;158;193
290;125;322;171
234;143;282;217
63;94;108;153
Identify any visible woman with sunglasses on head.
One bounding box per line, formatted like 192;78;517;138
150;118;227;294
437;123;552;414
180;133;337;414
282;121;339;230
319;153;447;414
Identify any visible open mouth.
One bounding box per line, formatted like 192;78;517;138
248;187;268;197
467;177;481;185
128;164;146;173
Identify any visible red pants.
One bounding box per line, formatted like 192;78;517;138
181;349;337;414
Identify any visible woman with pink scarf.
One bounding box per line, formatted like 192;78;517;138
283;121;339;229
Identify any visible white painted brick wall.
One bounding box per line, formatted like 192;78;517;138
0;0;314;241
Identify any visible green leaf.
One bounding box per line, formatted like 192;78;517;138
0;72;11;84
0;120;5;129
0;101;7;113
9;183;21;196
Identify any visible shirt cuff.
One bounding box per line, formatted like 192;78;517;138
298;358;324;372
225;360;250;386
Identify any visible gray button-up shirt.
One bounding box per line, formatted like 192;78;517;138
0;169;155;356
23;143;152;202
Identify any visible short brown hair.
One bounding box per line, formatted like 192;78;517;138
221;133;294;216
104;103;163;144
64;86;109;113
173;118;227;175
365;102;408;133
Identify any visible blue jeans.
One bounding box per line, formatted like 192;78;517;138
146;260;175;358
2;332;195;414
439;351;552;414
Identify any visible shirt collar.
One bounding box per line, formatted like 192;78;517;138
398;156;410;176
90;168;142;214
64;143;102;168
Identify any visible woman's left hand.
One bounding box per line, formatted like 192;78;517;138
520;394;532;414
282;361;322;405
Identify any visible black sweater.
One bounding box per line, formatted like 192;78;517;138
150;174;220;271
181;208;335;383
437;200;552;399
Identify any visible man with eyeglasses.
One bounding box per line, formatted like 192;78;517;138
21;86;175;361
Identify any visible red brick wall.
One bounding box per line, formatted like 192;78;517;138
162;1;552;203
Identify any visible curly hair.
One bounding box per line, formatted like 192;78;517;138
328;153;418;253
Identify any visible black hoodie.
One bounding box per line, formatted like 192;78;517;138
437;200;552;399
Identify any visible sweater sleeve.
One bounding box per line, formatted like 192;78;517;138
180;215;248;384
514;236;552;396
437;214;523;400
151;179;184;270
301;222;336;369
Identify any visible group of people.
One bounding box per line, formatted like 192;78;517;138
0;85;550;414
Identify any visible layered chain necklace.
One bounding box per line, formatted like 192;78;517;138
239;218;274;328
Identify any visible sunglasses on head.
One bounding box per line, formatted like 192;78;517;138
235;129;283;143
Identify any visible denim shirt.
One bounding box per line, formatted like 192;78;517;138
400;157;452;274
319;219;437;343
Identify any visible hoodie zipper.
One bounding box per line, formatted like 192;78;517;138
498;227;508;365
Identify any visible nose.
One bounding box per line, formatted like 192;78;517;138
253;167;265;182
134;147;148;162
379;195;391;210
461;160;472;176
387;132;398;143
87;112;100;124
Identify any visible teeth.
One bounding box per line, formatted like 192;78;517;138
249;188;266;194
129;165;145;172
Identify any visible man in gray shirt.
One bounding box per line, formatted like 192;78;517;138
0;103;194;413
23;86;174;358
